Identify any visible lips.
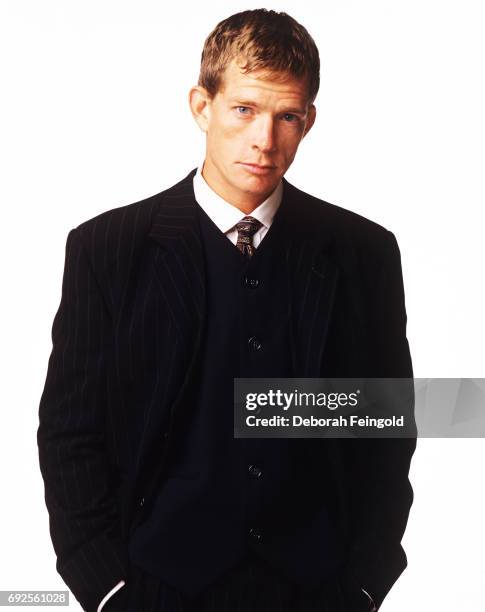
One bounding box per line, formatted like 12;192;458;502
238;162;276;176
240;163;275;169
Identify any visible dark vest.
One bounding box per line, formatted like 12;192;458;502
129;199;345;595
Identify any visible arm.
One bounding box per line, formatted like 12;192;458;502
344;231;416;609
37;228;127;611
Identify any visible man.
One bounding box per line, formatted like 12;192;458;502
37;9;415;612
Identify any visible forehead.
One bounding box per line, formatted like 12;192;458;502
218;58;309;105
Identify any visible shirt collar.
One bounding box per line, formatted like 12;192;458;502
193;161;283;234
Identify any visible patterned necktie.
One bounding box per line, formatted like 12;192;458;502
235;216;263;257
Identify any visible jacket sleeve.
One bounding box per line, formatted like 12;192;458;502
344;230;416;609
37;228;127;611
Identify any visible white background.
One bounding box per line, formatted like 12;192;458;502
1;1;484;610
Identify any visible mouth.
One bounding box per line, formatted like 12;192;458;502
238;162;277;176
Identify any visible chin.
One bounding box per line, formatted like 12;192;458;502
240;181;275;197
240;173;277;187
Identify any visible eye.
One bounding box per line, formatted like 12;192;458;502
283;113;298;122
236;106;251;115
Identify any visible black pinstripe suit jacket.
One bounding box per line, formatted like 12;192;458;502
37;168;415;611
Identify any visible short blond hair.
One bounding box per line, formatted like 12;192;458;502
198;9;320;105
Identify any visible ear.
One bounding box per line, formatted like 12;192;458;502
302;104;317;138
189;86;213;132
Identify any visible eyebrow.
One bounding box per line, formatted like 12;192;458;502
229;99;307;115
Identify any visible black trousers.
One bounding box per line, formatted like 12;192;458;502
103;550;347;612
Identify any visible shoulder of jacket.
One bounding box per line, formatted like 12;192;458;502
286;180;395;251
73;191;161;252
72;171;195;258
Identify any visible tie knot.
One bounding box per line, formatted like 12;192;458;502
235;216;262;238
235;216;263;258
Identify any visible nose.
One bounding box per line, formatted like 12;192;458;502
252;115;276;154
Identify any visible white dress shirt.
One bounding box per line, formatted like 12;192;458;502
97;579;125;612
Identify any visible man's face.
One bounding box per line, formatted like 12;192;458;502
190;58;316;211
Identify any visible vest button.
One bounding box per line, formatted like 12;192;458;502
248;336;262;351
249;528;262;542
244;276;260;289
248;465;262;478
139;497;145;507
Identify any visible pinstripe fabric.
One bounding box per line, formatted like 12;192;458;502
38;168;415;611
37;226;127;611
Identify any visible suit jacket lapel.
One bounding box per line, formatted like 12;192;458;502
278;178;340;377
142;169;207;484
147;169;206;345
